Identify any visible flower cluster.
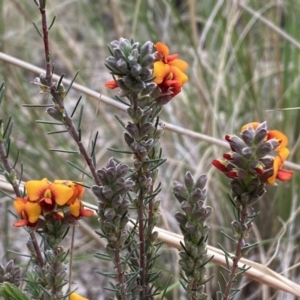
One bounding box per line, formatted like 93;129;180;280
13;178;93;227
213;122;293;185
92;159;134;254
153;42;188;99
104;38;188;105
173;172;212;299
104;38;156;96
0;260;21;287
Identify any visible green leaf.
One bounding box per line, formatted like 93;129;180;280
77;105;84;132
56;74;65;91
32;21;42;38
107;147;133;154
46;130;68;135
0;282;30;300
0;82;5;106
48;15;56;30
36;120;63;125
66;71;79;96
70;96;82;118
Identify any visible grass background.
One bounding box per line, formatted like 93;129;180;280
1;0;300;299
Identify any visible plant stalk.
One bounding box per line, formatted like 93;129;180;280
222;204;248;300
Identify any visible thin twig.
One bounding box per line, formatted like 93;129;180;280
222;205;248;300
37;1;101;187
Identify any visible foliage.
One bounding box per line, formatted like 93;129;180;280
0;1;300;299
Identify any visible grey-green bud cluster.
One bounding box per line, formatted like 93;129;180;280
0;260;21;287
92;158;133;246
105;38;156;96
173;172;212;300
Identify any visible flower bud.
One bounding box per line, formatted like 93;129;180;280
175;212;187;227
241;129;255;146
139;122;153;138
254;128;268;145
119;37;131;51
195;174;207;190
241;146;253;158
139;68;152;80
141;53;156;67
126;122;139;139
181;201;193;214
185;221;195;233
132;80;146;92
131;63;142;76
140;41;154;57
191;188;206;202
123;74;133;87
173;181;188;202
138;83;157;99
225;135;247;153
102;186;113;199
256;141;275;157
46;107;62;121
128;50;139;66
124;132;135;147
184;171;195;192
105;56;118;70
127;106;143;122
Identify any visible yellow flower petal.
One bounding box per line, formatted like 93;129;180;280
25;179;50;202
70;199;81;218
267;156;280;184
69;293;89;300
25;202;42;223
278;147;290;161
54;180;85;204
153;61;171;84
171;66;188;85
13;198;26;216
168;59;188;72
50;184;74;206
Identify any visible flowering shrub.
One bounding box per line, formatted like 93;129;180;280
0;1;298;300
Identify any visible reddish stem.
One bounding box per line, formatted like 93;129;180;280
37;1;100;186
222;205;248;300
38;1;52;83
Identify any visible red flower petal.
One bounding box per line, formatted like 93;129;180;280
105;80;118;89
276;169;293;181
212;159;229;172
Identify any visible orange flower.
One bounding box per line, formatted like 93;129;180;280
242;122;293;184
54;180;85;205
69;293;89;300
25;178;74;209
13;197;42;227
69;199;94;219
153;42;188;98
